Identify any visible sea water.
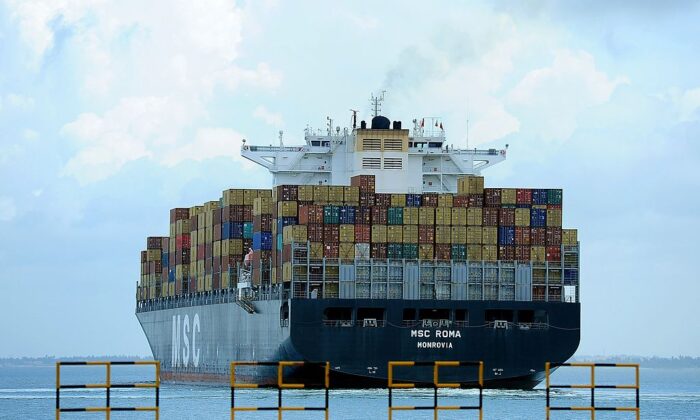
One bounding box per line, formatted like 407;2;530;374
1;364;699;419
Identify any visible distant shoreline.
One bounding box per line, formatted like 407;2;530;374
2;355;700;368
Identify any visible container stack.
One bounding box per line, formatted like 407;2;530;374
137;174;579;301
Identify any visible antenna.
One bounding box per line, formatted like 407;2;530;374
465;119;469;150
350;109;358;129
278;130;284;147
370;91;386;117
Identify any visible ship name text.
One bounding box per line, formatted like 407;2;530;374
171;313;201;368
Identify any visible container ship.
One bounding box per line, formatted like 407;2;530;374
135;103;580;388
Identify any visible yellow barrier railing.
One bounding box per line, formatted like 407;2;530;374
388;360;484;420
56;360;160;420
230;361;330;420
546;362;640;420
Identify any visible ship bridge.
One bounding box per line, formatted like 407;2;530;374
241;114;506;193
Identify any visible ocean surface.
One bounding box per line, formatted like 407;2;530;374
1;364;698;419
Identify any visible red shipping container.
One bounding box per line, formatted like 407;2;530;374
189;277;196;293
483;208;499;226
276;185;298;201
498;245;515;260
162;237;169;250
213;272;221;289
356;206;372;224
213;258;221;272
484;189;501;207
515;245;529;261
530;228;546;246
371;243;387;259
418;226;435;244
453;195;469;208
205;258;212;271
243;205;253;221
299;205;324;225
324;225;340;243
351;175;376;193
205;243;213;259
355;224;371;243
547;204;562;210
190;214;199;230
147;237;163;249
170;208;190;223
175;279;182;295
421;193;438;207
371;207;387;224
176;234;191;249
359;192;376;207
324;243;339;258
197;244;205;260
467;194;484;208
546;227;562;246
308;224;324;242
375;193;391;207
213;224;222;241
514;227;531;246
435;244;451;260
499;208;515;226
141;250;147;263
213;208;222;225
516;189;532;205
546;246;561;261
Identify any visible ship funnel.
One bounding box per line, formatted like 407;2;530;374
371;115;390;129
360;120;367;129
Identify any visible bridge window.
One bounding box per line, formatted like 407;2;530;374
323;307;352;321
454;309;469;322
357;308;385;327
518;310;547;324
485;309;514;322
419;308;450;320
311;141;320;146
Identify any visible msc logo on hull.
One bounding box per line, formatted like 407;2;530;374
171;313;201;368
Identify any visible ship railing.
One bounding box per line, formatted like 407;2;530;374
545;362;640;420
322;319;355;327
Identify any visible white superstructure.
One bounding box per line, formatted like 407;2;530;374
242;110;507;193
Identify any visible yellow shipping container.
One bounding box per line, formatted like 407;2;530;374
313;185;329;202
372;225;387;243
562;229;578;245
501;189;517;205
277;201;298;217
482;245;498;261
197;260;205;275
419;244;434;260
191;230;198;246
339;243;355;259
222;271;231;289
190;205;204;217
435;226;451;244
391;194;406;207
482;227;498;245
438;194;453;208
435;208;451;225
310;243;324;259
176;219;191;235
403;225;418;244
339;224;355;242
451;207;467;226
253;197;272;216
222;239;243;255
328;186;345;203
197;212;206;228
531;246;546;262
243;189;258;205
203;200;220;213
213;241;221;257
467;245;482;261
298;185;314;202
515;208;531;227
467;208;483;226
205;274;212;291
282;262;293;282
532;204;547;210
197;228;205;245
222;189;244;206
283;225;308;245
547;209;562;227
258;189;272;198
146;249;161;261
418;208;435;225
189;259;197;278
170;223;176;238
451;226;467;244
205;228;213;243
467;226;482;245
205;210;214;227
343;186;360;203
403;207;418;225
457;176;484;195
387;226;403;242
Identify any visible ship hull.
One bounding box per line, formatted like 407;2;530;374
137;297;579;389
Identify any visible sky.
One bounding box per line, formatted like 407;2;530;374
0;1;699;358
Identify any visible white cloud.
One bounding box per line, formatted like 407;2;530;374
2;93;35;110
22;129;39;140
507;49;628;141
677;87;700;122
0;197;17;222
253;105;283;127
161;127;255;169
7;0;282;183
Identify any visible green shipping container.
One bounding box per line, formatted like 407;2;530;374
403;243;418;259
243;222;253;239
388;243;403;259
323;205;340;224
388;207;404;225
451;244;467;261
547;189;563;205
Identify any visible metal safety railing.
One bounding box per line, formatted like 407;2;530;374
388;360;484;420
56;360;160;420
230;361;330;420
546;362;640;420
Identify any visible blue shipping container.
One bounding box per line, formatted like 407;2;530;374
406;194;422;207
532;189;548;205
162;253;169;267
277;234;283;251
498;226;515;245
339;206;356;224
168;269;175;282
530;209;547;227
253;232;273;251
276;217;297;233
243;222;254;239
223;222;244;240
